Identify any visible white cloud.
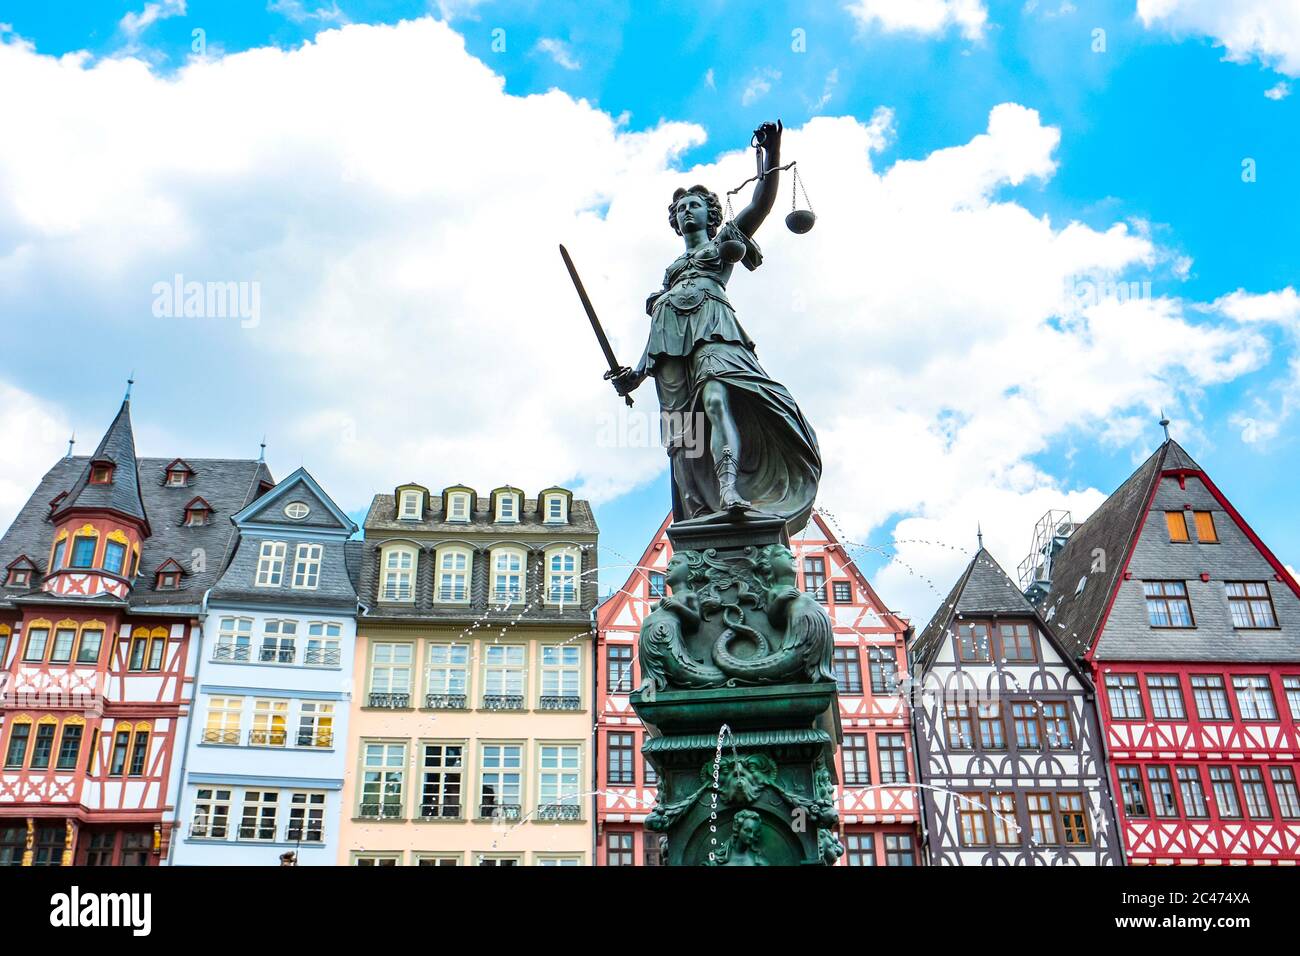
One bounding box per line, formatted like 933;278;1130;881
119;0;186;40
810;68;840;113
742;68;780;106
1265;79;1291;99
535;37;580;71
1217;288;1300;447
0;18;1283;624
1138;0;1300;76
0;381;72;531
846;0;988;41
268;0;348;25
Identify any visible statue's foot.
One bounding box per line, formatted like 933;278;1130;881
720;491;752;512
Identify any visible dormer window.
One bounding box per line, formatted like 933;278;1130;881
447;493;471;523
185;497;213;527
48;492;67;516
164;459;195;487
543;494;568;524
90;462;114;485
7;569;29;587
495;492;519;523
399;491;422;521
155;560;184;591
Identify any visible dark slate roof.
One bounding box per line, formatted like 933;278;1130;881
1040;441;1179;659
911;548;1042;672
56;400;148;526
0;455;274;612
364;492;599;537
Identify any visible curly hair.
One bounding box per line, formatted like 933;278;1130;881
668;184;723;238
752;543;795;588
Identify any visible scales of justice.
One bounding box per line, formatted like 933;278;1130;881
561;121;843;866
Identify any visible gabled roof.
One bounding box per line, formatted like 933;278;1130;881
6;555;38;572
56;400;149;528
1041;439;1195;660
184;496;213;511
230;466;357;536
912;548;1043;672
163;458;196;475
596;510;673;627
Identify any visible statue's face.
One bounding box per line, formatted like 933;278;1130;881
738;816;761;845
674;193;709;236
768;546;796;579
665;554;688;589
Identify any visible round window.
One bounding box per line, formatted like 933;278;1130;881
284;501;310;520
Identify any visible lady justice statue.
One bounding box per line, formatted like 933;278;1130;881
607;120;822;536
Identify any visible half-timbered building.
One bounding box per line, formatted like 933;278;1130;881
911;547;1120;865
1039;436;1300;865
595;510;921;865
0;393;272;865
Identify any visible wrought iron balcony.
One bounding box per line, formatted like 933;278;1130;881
381;584;413;602
477;803;521;822
303;647;342;667
419;802;463;820
425;693;467;710
188;821;229;839
212;643;251;663
248;729;287;747
536;803;581;822
258;646;296;665
295;731;334;749
286;825;324;843
201;728;240;745
538;695;582;712
358;802;404;820
437;585;468;602
482;694;525;711
236;824;277;841
368;692;411;709
492;587;523;604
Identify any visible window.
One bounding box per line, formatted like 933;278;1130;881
482;645;525;707
1012;702;1041;750
381;546;415;602
191;788;232;839
71;535;97;568
6;568;29;587
250;699;288;747
978;702;1006;750
369;643;413;705
108;730;131;776
4;722;30;768
802;556;826;602
287;792;326;843
292;543;322;589
1117;765;1148;817
125;729;149;776
546;548;579;604
544;494;567;524
844;833;875;866
884;834;914;866
877;734;909;784
49;627;75;663
541;644;581;709
842;734;871;786
1209;767;1240;818
1026;793;1056;844
1271;767;1300;819
360;742;407;819
446;492;471;522
23;627;49;661
833;646;862;694
304;621;342;667
425;642;469;706
1191;675;1232;721
259;619;297;664
832;581;852;604
999;622;1035;661
491;548;525;603
355;854;400;867
495;493;518;522
608;732;635;785
1233;675;1278;721
1165;511;1189;542
32;826;64;866
213;617;252;663
644;758;658;786
958;795;990;846
1240;767;1271;819
945;701;973;749
1147;765;1178;817
149;626;170;668
0;627;7;664
648;571;666;598
1177;767;1208;818
156;568;180;590
420;743;464;818
867;647;898;695
184;504;210;527
1226;582;1278;629
90;463;113;484
254;542;286;587
990;792;1018;846
166;468;188;487
1146;674;1186;720
479;744;522;819
437;548;471;602
1285;676;1300;720
538;744;581;818
1193;510;1217;543
50;540;65;572
104;540;127;574
29;722;56;769
1143;581;1193;628
956;622;991;662
296;701;334;748
1042;702;1073;749
75;628;103;665
238;791;279;841
1105;674;1144;720
607;644;633;694
1056;793;1089;845
204;696;243;745
398;491;422;520
55;724;83;770
606;832;634;866
417;855;460;867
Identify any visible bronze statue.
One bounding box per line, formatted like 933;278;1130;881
609;121;822;536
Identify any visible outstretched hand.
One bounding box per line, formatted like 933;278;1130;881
606;365;642;398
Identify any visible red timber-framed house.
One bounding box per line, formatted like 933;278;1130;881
911;547;1121;865
1037;435;1300;865
594;510;921;866
0;393;273;865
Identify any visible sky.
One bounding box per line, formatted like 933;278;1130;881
0;0;1297;626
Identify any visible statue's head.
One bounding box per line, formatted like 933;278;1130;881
669;185;723;239
753;543;797;587
732;809;762;848
665;550;707;593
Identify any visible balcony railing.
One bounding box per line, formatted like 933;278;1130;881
548;587;577;604
303;647;342;667
382;584;413;602
478;803;521;821
425;693;468;710
492;588;523;604
295;730;334;749
358;802;404;820
368;692;411;709
212;643;251;663
248;729;287;747
437;585;468;602
201;728;240;745
536;803;581;822
482;694;525;711
258;646;296;665
236;824;277;841
286;824;324;843
538;695;581;712
188;821;229;839
419;802;463;820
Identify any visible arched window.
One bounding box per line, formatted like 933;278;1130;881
437;547;473;603
491;547;527;604
381;545;417;603
546;547;579;605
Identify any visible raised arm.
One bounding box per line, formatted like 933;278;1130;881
734;120;782;238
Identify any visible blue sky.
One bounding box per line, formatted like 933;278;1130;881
0;0;1296;621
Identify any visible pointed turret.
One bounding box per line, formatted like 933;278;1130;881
55;398;149;531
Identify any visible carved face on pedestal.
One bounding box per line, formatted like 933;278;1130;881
664;553;690;594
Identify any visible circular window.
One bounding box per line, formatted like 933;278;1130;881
284;501;310;520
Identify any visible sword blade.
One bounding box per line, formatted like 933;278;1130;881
559;244;633;406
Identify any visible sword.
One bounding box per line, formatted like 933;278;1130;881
559;244;634;407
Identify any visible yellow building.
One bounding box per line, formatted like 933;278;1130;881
339;483;597;866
